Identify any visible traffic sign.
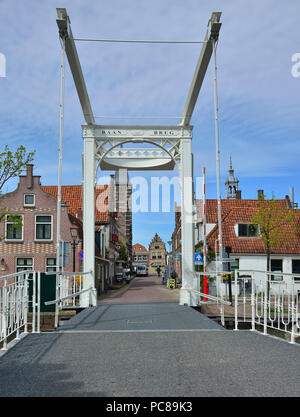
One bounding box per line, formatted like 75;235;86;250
78;250;84;259
217;258;235;262
194;253;203;263
174;254;180;259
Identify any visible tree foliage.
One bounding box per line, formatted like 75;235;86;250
0;145;35;192
0;145;35;241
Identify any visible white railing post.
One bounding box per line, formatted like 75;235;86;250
32;272;36;333
264;276;268;335
251;272;255;331
37;271;41;333
290;281;295;344
15;276;21;340
234;269;238;331
2;279;8;350
24;273;29;334
54;273;60;329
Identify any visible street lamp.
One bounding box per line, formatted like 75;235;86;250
167;240;172;278
70;227;79;272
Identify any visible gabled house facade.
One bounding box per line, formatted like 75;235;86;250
132;243;149;269
0;164;81;276
196;191;300;285
0;164;133;294
148;233;167;275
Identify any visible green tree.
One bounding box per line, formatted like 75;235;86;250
0;145;35;192
118;239;127;263
0;145;35;240
252;193;297;286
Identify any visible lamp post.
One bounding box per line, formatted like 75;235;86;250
167;241;172;278
70;227;79;272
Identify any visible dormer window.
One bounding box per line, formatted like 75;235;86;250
237;223;259;237
24;194;35;207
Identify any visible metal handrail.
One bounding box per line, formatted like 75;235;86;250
45;286;93;306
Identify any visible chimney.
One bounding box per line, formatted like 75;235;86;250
236;190;242;200
26;164;33;189
257;190;264;200
289;186;298;209
289;187;294;205
76;208;83;220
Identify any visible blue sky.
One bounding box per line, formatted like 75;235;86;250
0;0;299;248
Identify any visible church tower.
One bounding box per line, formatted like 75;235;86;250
225;154;241;199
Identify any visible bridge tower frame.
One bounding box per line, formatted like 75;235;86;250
56;8;222;307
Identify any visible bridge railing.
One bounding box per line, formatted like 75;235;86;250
233;269;300;344
193;269;300;344
44;271;94;328
0;271;41;351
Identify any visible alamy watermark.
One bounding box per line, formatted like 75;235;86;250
0;53;6;77
95;173;203;223
291;53;300;78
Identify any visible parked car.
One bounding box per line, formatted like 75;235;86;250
136;264;148;277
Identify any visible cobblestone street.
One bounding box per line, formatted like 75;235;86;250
99;275;180;304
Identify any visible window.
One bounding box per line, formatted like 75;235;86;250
143;255;147;260
292;260;300;281
271;259;283;281
238;223;259;237
35;215;52;240
46;258;56;272
152;252;157;259
157;252;162;259
24;194;35;206
155;245;159;249
6;215;23;240
16;258;33;272
138;255;142;260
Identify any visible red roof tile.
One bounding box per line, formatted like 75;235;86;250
196;198;289;224
206;205;300;255
133;243;147;253
41;185;110;222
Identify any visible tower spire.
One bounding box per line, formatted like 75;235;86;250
225;153;240;199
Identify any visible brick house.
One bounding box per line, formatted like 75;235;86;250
0;165;132;294
132;243;149;270
148;233;167;275
0;164;81;276
196;192;300;280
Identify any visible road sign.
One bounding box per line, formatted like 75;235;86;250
217;258;235;262
78;250;84;259
194;253;203;263
174;254;180;259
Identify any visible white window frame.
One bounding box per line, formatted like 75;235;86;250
16;257;34;272
5;214;24;241
35;214;53;241
24;194;35;207
45;257;57;272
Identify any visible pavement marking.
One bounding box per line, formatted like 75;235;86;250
127;320;153;324
55;328;226;334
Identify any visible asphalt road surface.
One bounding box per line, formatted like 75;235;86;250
101;274;180;304
1;274;300;397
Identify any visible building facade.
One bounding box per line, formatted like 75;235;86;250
148;233;167;275
132;243;149;270
0;165;133;295
0;164;81;276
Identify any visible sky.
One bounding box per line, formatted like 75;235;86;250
0;0;299;248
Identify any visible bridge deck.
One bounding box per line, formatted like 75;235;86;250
0;301;300;397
